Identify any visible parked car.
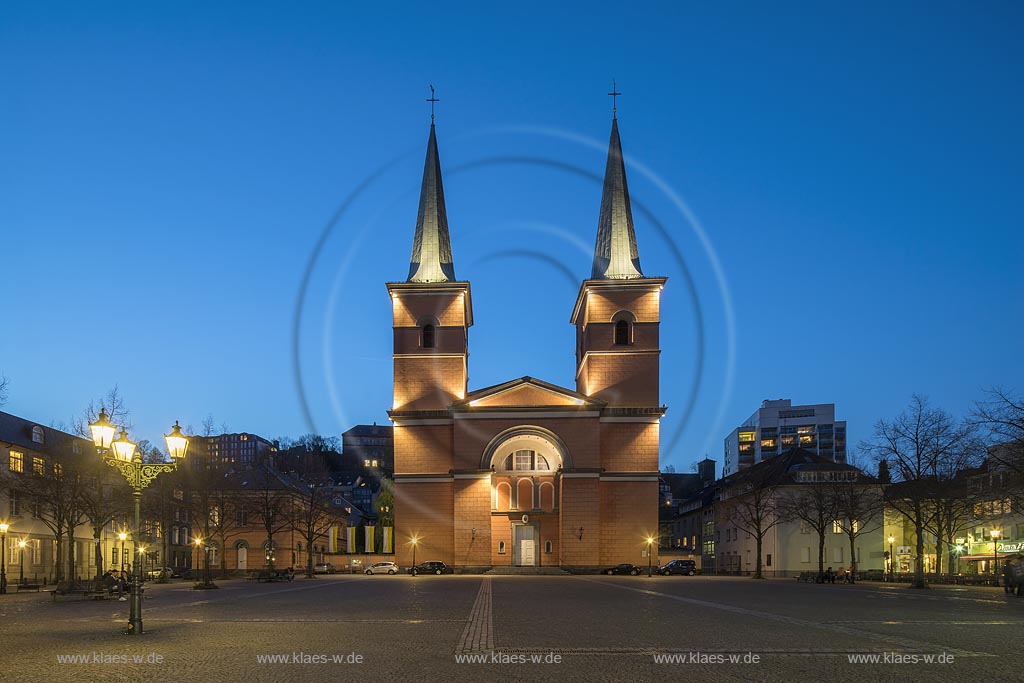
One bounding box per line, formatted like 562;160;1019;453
409;561;449;576
365;561;399;575
660;559;697;576
603;563;642;576
145;567;175;580
313;563;337;574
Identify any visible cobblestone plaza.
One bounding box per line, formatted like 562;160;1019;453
4;576;1023;682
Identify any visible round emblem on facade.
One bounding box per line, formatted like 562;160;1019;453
521;514;529;524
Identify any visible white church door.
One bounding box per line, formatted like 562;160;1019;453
514;525;536;566
237;546;247;571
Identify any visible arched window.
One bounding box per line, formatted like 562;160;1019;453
614;320;630;346
421;324;435;349
498;541;506;554
31;426;45;444
612;310;636;346
545;540;553;554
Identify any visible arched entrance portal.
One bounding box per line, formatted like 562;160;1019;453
483;427;568;567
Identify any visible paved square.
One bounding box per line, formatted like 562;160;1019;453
3;575;1023;682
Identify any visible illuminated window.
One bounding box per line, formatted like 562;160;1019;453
738;432;756;443
53;463;63;478
371;459;378;467
9;450;23;473
832;520;843;534
364;459;370;467
515;451;533;471
760;439;776;450
32;457;45;476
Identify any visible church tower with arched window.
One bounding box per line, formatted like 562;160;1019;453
390;113;664;571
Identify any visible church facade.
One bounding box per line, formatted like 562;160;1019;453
389;115;666;570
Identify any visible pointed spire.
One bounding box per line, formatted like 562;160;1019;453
407;121;456;283
591;117;643;279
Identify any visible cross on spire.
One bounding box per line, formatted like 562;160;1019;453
608;79;621;119
427;84;439;123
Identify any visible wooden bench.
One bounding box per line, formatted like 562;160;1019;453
16;583;41;592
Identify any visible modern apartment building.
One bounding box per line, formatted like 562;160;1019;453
723;399;846;477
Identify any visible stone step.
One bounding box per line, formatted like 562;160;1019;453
483;566;571;576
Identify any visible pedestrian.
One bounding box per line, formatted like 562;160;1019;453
287;566;295;582
116;570;127;600
826;566;836;584
1002;557;1014;594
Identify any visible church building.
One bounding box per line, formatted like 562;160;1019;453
388;111;666;570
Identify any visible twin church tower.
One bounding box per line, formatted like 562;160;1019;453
386;105;667;569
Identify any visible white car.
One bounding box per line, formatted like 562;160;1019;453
365;561;399;575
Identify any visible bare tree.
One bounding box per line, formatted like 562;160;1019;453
833;478;884;582
289;451;337;577
862;395;978;588
973;386;1024;509
247;469;292;571
776;481;837;576
717;457;789;579
0;373;9;406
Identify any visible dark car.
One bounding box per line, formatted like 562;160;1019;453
660;559;697;576
410;561;449;576
604;563;642;576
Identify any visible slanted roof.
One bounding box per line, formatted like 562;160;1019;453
454;376;604;410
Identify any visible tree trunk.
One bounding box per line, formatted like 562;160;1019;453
305;532;313;577
754;533;764;579
848;533;857;583
53;532;64;583
66;528;76;583
818;532;826;576
912;508;927;588
93;525;104;581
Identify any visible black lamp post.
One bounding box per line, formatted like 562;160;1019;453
411;536;418;575
89;410;189;635
0;522;8;594
17;539;26;585
646;536;655;577
991;529;1001;585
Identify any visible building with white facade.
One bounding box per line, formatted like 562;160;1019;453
723;399;847;477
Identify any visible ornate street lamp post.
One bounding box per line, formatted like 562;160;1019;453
89;409;188;635
0;522;8;594
17;540;27;585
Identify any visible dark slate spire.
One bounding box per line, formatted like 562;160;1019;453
408;123;456;283
591;118;643;280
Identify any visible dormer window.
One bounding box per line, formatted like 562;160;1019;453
31;426;45;444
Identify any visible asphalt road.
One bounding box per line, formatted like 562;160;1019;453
2;575;1021;682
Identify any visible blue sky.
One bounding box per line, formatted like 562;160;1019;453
2;1;1021;471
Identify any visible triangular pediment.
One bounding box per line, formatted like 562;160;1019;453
456;377;603;409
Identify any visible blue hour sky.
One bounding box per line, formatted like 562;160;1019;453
2;1;1021;472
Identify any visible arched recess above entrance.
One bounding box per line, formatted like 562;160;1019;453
480;426;573;471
